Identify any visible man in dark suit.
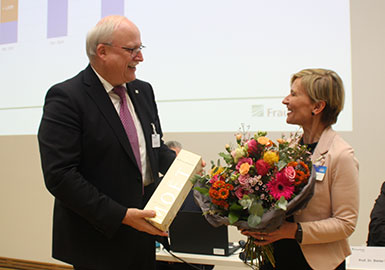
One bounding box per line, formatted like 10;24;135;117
367;181;385;246
38;15;176;270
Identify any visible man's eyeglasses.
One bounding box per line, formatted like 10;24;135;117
102;43;145;57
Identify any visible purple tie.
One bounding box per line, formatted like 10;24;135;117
113;86;142;173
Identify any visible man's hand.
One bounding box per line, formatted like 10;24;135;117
122;208;168;237
198;159;207;175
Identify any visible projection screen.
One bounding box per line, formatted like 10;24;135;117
0;0;352;135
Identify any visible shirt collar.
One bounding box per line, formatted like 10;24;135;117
91;65;125;93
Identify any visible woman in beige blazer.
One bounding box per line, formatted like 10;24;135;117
243;68;359;270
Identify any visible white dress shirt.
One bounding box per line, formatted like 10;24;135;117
92;68;153;186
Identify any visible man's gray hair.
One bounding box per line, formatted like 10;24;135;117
165;141;182;150
85;15;126;61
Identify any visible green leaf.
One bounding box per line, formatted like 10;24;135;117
244;143;249;152
277;160;287;171
276;196;288;210
239;195;252;209
247;214;262;228
249;201;264;216
193;187;209;196
228;203;243;225
239;200;249;209
190;174;202;184
219;152;233;164
230;202;243;212
254;131;267;139
228;211;240;224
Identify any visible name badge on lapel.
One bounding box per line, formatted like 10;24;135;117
151;123;160;148
314;165;327;181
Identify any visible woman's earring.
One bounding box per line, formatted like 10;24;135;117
311;111;315;116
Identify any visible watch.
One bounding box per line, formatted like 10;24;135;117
295;223;303;243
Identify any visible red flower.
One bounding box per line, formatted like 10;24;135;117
235;186;249;200
212;199;229;209
255;159;270;176
247;139;259;155
275;169;292;185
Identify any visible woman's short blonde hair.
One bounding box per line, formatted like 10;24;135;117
291;68;345;126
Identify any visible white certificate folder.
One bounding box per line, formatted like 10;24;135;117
144;149;202;231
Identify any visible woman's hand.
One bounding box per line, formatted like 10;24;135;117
241;221;298;246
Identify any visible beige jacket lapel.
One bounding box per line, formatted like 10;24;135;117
312;127;336;167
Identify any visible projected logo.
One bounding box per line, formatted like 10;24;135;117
252;105;287;118
252;105;264;117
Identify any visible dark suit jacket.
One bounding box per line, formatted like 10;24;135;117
367;181;385;246
38;65;176;270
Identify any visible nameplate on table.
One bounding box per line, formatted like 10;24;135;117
347;246;385;269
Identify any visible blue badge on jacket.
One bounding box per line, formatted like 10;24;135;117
314;165;327;181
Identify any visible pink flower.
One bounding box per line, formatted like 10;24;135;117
255;159;270;176
247;139;260;156
283;166;296;182
236;157;253;170
209;174;220;184
267;173;295;200
238;174;249;185
235;187;249;200
249;176;259;187
275;170;290;184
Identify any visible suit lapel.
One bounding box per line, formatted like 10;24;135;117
126;81;156;175
126;81;152;148
82;65;139;169
312;127;336;166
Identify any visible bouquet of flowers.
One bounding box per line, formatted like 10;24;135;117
192;131;316;269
